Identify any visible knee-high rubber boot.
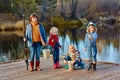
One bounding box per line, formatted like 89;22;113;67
30;61;34;72
88;63;92;71
36;61;42;71
93;63;96;71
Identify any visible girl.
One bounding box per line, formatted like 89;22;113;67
24;13;47;71
48;27;62;69
84;22;98;71
64;45;84;69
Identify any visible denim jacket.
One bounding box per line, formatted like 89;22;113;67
84;32;97;50
25;23;47;47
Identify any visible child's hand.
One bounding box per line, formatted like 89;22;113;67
23;37;27;42
52;39;54;42
60;45;62;49
45;43;48;46
60;46;62;49
84;48;87;52
42;42;46;46
88;34;92;40
66;53;69;56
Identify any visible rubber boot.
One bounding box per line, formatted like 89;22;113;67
53;63;57;69
88;63;92;71
64;64;69;69
35;61;42;71
57;62;61;68
30;61;34;72
93;63;96;71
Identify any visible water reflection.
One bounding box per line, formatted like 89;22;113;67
0;31;24;62
0;27;120;64
59;26;120;64
59;34;120;64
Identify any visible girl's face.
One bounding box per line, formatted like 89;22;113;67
89;26;95;33
31;17;38;25
52;29;58;35
69;46;75;53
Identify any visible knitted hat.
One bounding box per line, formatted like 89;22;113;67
86;22;97;32
87;22;96;28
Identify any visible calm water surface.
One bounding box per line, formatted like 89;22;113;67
0;27;120;64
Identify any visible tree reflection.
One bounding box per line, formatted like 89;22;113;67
0;25;120;63
0;32;24;61
57;25;85;49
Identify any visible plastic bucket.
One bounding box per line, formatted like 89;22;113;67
68;61;74;71
42;49;50;59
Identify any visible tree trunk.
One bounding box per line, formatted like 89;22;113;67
69;0;78;19
60;0;66;19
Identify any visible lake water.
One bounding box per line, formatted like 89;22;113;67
0;27;120;64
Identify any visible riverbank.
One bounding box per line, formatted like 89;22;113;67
0;56;120;80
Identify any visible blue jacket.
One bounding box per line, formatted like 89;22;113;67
84;32;97;51
25;23;47;47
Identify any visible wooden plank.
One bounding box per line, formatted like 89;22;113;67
0;57;120;80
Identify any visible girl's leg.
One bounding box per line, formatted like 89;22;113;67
53;48;57;68
92;47;97;63
56;50;59;62
79;62;84;69
29;44;35;71
53;49;57;63
56;51;61;68
35;42;42;71
30;46;35;62
74;60;83;69
36;42;41;61
92;48;97;71
88;50;93;71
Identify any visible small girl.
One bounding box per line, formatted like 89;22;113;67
64;45;84;69
48;27;62;69
84;22;98;71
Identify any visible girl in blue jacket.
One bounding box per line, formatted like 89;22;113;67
84;22;98;71
24;13;47;71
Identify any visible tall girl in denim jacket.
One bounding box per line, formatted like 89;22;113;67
48;27;62;69
24;13;47;71
84;22;98;71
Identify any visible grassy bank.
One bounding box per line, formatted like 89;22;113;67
0;15;84;31
50;16;83;28
0;20;29;31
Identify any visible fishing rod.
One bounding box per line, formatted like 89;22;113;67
23;0;28;70
23;15;28;70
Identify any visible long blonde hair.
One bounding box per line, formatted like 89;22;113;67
50;27;58;35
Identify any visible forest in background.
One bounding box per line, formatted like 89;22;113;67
0;0;120;30
0;0;120;21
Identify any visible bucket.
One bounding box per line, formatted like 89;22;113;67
42;49;50;59
68;61;74;71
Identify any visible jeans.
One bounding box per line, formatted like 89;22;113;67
30;42;42;61
88;46;97;63
64;56;72;61
53;46;59;63
74;60;84;69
